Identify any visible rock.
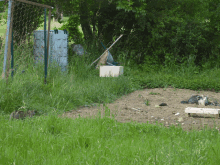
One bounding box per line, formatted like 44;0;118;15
71;44;87;56
178;117;183;122
131;108;141;111
159;103;167;106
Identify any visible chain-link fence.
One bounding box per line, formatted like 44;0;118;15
0;0;8;51
1;0;53;83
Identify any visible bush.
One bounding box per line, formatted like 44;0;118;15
58;15;83;44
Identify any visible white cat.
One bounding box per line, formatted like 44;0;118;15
198;95;208;106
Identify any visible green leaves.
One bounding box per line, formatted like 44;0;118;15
58;15;83;43
2;0;218;70
116;0;147;18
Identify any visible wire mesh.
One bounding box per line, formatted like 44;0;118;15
0;0;8;52
11;0;45;65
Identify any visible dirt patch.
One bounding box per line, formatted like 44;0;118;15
62;87;220;132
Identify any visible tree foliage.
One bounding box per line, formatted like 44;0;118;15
2;0;220;69
38;0;220;69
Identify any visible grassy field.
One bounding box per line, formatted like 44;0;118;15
1;114;220;164
0;14;220;164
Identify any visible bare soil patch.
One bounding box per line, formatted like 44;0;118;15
62;87;220;132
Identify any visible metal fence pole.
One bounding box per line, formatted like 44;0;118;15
44;8;47;84
11;30;14;78
2;0;12;80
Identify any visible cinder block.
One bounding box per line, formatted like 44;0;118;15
100;66;123;77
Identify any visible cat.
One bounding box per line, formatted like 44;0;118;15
9;110;36;120
181;95;208;105
198;95;208;106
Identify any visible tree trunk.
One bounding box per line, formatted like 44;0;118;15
79;0;93;45
55;4;63;22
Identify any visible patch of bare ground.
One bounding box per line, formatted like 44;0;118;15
61;87;220;132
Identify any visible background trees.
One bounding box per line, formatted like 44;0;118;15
1;0;220;70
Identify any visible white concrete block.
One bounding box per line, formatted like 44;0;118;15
185;107;220;118
100;66;123;77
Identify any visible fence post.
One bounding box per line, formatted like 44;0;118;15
47;8;52;76
2;0;53;84
44;8;47;84
11;30;14;78
2;0;14;82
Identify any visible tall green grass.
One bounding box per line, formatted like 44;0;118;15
1;34;220;114
1;30;220;114
1;112;220;164
0;37;140;115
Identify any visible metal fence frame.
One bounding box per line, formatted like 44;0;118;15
1;0;53;84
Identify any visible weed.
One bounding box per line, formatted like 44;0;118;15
145;99;150;106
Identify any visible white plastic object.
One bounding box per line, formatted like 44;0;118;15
100;66;123;77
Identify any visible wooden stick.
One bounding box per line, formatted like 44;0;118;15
90;34;123;66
